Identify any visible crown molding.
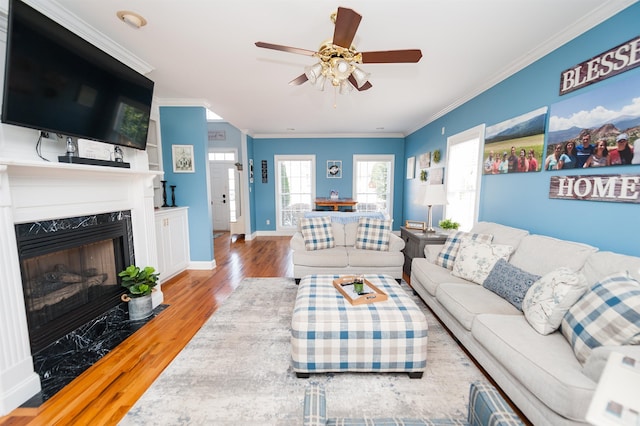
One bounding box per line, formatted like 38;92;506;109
251;132;406;139
21;0;154;75
406;0;638;136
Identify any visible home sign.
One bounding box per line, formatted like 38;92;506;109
549;174;640;204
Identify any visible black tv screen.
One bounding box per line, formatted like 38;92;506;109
2;0;154;150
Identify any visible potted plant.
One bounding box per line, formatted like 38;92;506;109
438;218;460;233
118;265;159;320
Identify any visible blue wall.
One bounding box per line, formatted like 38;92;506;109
251;137;405;230
405;3;640;257
159;106;214;262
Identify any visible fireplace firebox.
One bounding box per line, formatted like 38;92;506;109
15;211;135;354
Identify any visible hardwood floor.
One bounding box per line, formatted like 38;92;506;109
0;233;293;426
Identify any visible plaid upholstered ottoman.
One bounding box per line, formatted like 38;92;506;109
291;274;428;378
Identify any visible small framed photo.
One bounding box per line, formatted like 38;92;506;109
327;160;342;178
430;167;444;184
172;145;195;173
407;156;415;179
405;220;426;231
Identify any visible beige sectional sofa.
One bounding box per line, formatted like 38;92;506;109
410;221;640;426
290;212;405;281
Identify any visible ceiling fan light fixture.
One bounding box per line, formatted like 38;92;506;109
304;63;324;84
339;80;354;95
352;67;370;88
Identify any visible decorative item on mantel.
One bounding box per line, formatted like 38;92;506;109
118;265;159;320
170;185;177;207
161;180;169;207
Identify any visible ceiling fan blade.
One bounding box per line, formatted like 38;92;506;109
361;49;423;63
332;7;362;48
348;75;372;91
255;41;316;56
289;74;309;86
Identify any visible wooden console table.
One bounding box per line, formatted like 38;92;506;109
314;197;357;211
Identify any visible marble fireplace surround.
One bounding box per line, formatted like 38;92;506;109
0;159;162;415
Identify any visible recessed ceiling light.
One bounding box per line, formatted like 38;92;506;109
286;128;296;131
116;11;147;29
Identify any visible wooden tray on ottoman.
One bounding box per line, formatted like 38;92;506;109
333;276;388;305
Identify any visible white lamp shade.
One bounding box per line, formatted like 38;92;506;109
419;184;447;206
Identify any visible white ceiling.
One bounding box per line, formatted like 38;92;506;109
20;0;638;137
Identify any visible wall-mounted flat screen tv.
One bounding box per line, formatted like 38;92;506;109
1;0;154;150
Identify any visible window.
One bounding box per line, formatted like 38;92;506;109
275;155;315;230
353;155;394;216
208;151;236;162
444;125;485;231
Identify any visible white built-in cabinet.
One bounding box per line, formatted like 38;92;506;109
154;207;190;282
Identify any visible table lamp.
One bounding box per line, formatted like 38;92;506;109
419;184;447;233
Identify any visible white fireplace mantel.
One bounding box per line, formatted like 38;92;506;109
0;158;162;415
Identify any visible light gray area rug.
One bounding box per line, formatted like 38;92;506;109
120;278;485;425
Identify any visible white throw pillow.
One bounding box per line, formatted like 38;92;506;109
451;239;513;285
522;267;588;335
435;231;493;270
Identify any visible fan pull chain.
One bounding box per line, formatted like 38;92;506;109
333;86;338;109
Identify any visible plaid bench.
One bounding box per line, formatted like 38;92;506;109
291;274;428;377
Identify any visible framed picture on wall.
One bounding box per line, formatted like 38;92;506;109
172;145;195;173
327;160;342;178
407;156;416;179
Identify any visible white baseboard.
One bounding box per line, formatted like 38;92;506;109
188;260;216;270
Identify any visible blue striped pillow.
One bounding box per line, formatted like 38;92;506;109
561;272;640;364
300;216;335;251
355;217;391;251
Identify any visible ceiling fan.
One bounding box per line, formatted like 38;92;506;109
255;7;422;94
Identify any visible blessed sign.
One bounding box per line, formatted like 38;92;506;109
549;174;640;204
559;35;640;95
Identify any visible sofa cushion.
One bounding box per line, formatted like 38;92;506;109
482;259;540;311
472;314;596;421
436;283;520;331
470;222;529;250
581;251;640;287
509;235;596;277
435;231;493;270
300;216;335;250
522;267;589;335
355;217;391;251
347;247;405;268
410;258;470;297
451;240;513;285
561;271;640;364
292;246;349;268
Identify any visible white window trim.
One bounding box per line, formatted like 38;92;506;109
444;124;485;230
352;154;395;218
275;154;316;231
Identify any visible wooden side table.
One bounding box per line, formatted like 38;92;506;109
400;226;448;277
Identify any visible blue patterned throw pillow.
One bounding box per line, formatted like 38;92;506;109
354;217;391;251
561;272;640;364
300;216;335;251
482;259;540;311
